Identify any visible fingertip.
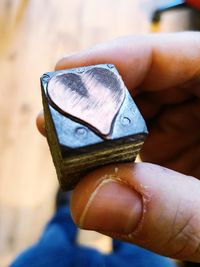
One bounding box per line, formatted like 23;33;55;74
36;111;46;136
55;33;200;93
55;52;79;70
54;36;152;90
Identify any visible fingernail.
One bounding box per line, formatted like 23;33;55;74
55;52;78;70
62;52;78;58
57;52;78;62
78;179;143;234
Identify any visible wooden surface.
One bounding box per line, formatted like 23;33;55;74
0;0;186;266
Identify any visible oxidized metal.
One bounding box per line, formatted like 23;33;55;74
47;67;125;137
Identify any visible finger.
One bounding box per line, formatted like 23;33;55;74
56;32;200;93
36;111;46;136
70;162;200;262
139;99;200;172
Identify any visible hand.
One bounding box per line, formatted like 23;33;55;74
37;32;200;262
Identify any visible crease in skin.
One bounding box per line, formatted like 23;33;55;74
164;214;194;257
78;172;152;238
127;183;152;239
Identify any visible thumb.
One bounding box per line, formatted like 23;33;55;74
70;162;200;262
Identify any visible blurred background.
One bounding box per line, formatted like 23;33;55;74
0;0;200;266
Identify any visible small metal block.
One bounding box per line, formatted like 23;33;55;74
40;64;148;191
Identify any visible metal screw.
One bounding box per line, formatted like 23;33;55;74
76;67;85;74
75;127;87;137
121;116;131;126
107;64;114;69
42;74;50;82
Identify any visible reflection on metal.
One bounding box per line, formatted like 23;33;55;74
47;67;125;137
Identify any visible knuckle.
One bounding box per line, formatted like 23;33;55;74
166;215;200;261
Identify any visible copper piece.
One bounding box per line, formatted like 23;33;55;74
47;67;125;137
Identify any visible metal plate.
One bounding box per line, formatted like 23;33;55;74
47;66;125;137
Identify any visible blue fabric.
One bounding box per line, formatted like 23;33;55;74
10;207;177;267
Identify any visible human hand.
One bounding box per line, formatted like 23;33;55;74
37;32;200;262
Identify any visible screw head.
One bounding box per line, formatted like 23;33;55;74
121;116;131;126
75;127;87;137
76;67;85;74
42;74;50;83
107;64;114;69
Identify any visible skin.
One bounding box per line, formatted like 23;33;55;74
37;32;200;262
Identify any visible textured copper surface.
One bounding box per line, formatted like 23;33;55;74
47;67;125;136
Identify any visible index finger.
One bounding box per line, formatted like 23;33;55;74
56;32;200;94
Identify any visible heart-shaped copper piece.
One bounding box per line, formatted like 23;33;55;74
47;67;125;136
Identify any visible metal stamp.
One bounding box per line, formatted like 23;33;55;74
41;64;148;190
